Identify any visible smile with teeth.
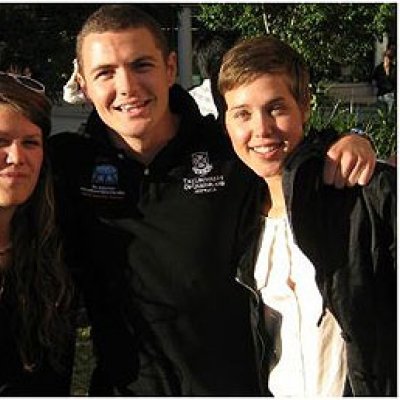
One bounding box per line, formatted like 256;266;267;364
116;100;151;112
251;143;282;154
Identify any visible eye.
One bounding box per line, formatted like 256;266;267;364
23;138;42;148
94;69;114;80
270;108;282;117
267;101;288;117
133;60;155;72
268;102;287;117
0;137;9;147
232;109;251;121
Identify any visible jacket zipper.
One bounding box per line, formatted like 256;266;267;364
235;277;267;393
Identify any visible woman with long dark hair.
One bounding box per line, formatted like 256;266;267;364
0;73;74;395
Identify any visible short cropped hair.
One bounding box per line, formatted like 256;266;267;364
218;35;310;109
76;4;170;70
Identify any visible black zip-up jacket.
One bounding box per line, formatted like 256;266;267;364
49;85;264;395
237;134;397;396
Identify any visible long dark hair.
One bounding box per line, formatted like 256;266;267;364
0;75;73;372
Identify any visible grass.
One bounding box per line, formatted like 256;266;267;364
71;326;95;396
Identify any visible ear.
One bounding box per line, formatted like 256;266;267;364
165;51;177;88
76;72;90;100
301;92;311;124
302;103;311;124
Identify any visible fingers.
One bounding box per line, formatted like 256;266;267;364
345;158;364;187
331;154;356;189
346;141;376;186
323;133;377;188
339;154;358;188
333;167;346;189
356;157;376;186
324;148;356;188
324;155;376;188
323;156;337;186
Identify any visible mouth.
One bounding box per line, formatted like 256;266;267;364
1;172;28;179
0;174;29;185
114;99;152;113
1;177;28;184
250;142;284;155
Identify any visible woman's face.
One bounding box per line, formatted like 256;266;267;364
0;106;43;211
224;73;308;180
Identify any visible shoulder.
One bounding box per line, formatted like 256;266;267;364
48;131;90;156
191;113;232;155
48;130;86;146
363;161;396;198
47;131;94;175
48;111;99;154
356;162;397;238
171;84;229;151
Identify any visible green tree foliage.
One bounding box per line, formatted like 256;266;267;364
197;3;396;83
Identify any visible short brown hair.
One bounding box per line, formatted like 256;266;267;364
218;35;310;109
76;5;170;70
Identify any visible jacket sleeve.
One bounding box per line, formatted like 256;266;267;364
303;127;340;155
363;162;397;395
365;162;397;269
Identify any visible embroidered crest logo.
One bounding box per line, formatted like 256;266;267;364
183;152;225;194
81;163;125;200
91;164;118;186
192;152;213;176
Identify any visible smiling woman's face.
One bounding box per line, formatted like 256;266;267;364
0;105;43;211
224;73;307;180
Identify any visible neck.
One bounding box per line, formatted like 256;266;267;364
264;175;286;218
109;112;180;165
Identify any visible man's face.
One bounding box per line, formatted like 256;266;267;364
78;27;176;148
224;73;308;179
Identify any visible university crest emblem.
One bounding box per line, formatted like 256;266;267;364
191;152;213;176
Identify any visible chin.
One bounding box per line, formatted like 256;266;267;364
123;122;151;137
259;168;283;179
0;199;24;208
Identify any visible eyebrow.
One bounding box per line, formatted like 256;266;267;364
0;132;42;140
129;56;158;68
89;55;158;76
228;104;247;111
88;63;115;76
228;96;286;111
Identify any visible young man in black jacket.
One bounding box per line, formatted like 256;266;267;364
49;5;378;395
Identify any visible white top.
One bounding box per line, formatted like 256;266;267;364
254;216;347;397
189;79;218;118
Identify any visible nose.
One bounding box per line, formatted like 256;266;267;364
6;142;25;165
253;111;273;139
116;69;139;97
